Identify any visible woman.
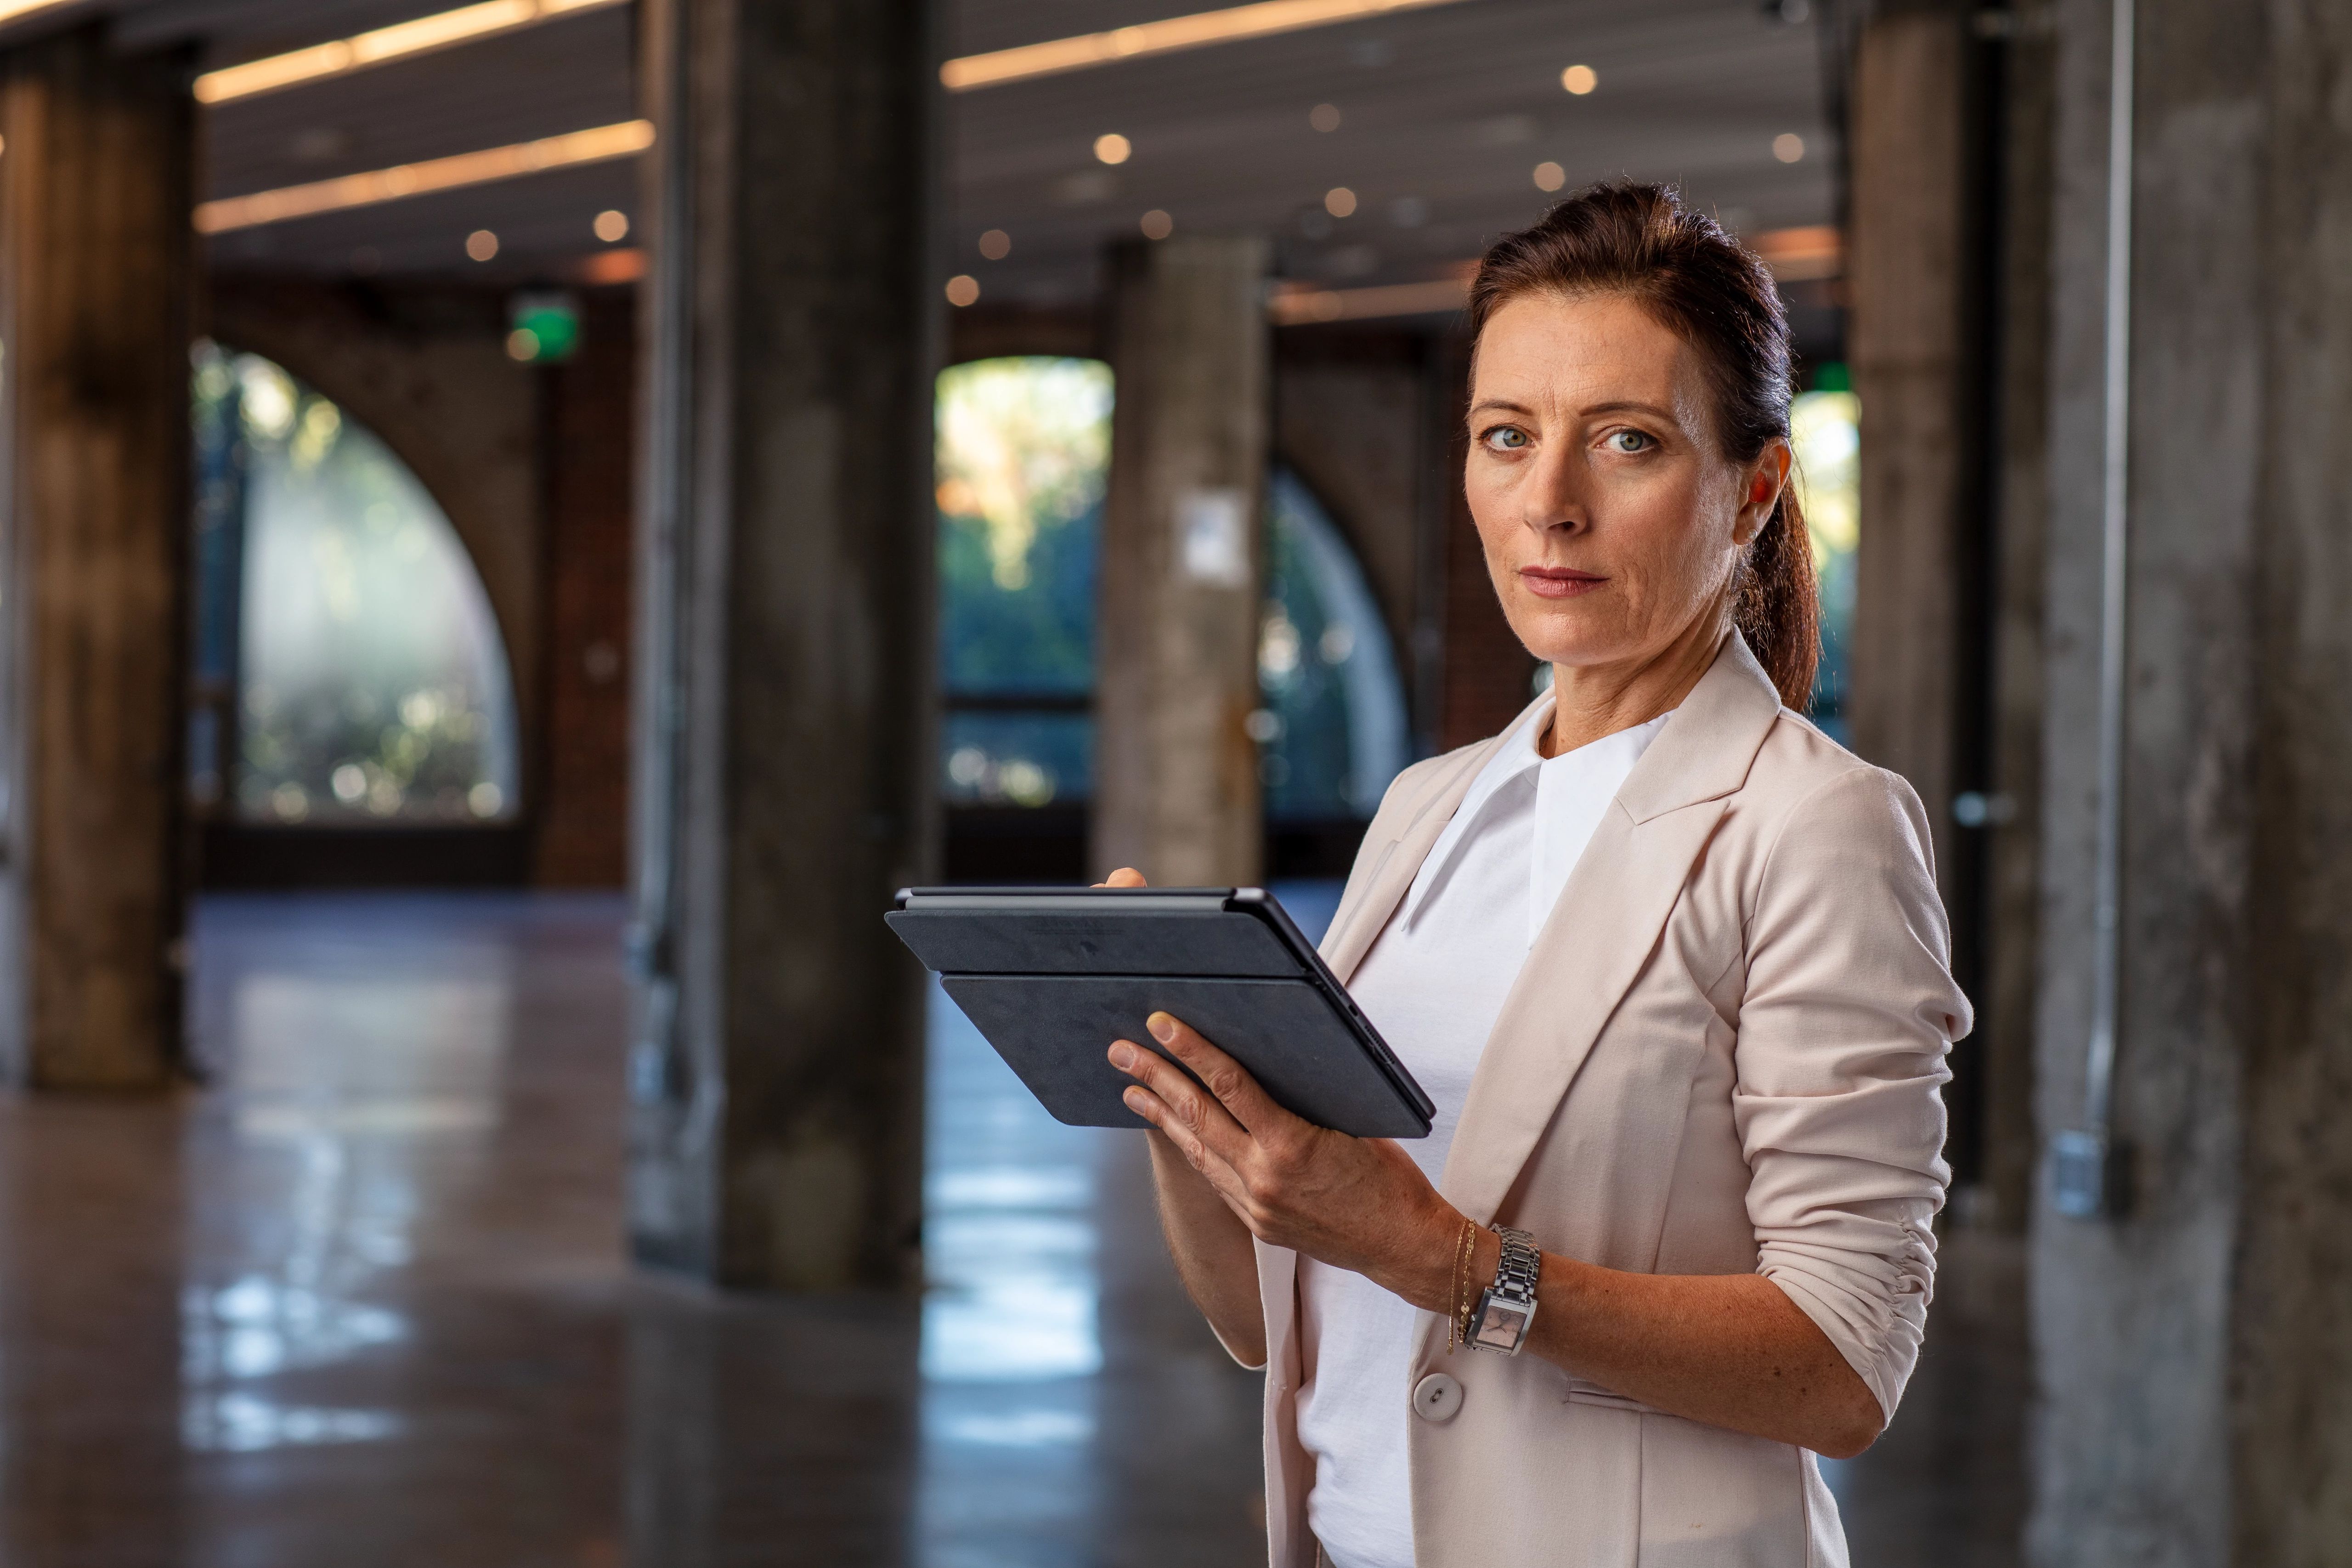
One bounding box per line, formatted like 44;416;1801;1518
1102;183;1968;1567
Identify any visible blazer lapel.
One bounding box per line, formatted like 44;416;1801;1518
1438;634;1786;1221
1320;698;1547;984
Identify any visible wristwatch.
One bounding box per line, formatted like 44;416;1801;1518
1466;1226;1542;1354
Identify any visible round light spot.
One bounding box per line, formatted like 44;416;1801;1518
1093;132;1131;165
1323;186;1357;218
505;327;540;361
468;782;504;819
465;229;498;262
944;274;981;307
1139;209;1174;240
1773;133;1806;164
1561;64;1598;95
1532;161;1566;192
594;209;629;243
978;228;1011;260
1309;102;1342;132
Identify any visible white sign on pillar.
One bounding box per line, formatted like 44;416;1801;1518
1176;487;1250;588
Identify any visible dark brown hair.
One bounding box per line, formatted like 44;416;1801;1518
1466;181;1821;709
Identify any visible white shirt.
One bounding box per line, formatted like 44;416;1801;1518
1295;700;1671;1568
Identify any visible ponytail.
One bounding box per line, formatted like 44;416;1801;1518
1734;491;1821;709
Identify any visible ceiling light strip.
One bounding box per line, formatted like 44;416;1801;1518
194;0;625;105
194;119;654;234
0;0;79;27
1268;275;1469;325
942;0;1473;91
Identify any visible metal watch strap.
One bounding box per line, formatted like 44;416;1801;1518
1467;1226;1541;1355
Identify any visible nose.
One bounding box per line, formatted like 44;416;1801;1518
1518;441;1588;536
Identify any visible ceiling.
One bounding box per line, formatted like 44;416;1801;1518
17;0;1842;308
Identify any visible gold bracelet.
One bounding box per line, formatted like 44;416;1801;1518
1447;1217;1476;1350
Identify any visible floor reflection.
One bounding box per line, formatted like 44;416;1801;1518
0;892;1269;1567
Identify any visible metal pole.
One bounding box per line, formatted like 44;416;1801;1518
2052;0;2134;1220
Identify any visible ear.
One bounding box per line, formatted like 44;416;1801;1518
1734;439;1794;547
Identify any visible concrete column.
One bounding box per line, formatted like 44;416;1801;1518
0;28;192;1089
1981;8;2059;1234
1092;236;1270;886
2028;0;2352;1562
1847;5;1973;896
2229;0;2352;1557
628;0;939;1290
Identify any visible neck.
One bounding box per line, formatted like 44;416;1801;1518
1541;609;1727;759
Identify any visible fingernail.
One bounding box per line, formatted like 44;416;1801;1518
1148;1013;1176;1043
1109;1042;1136;1071
1123;1087;1147;1110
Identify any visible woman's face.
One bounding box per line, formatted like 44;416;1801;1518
1464;290;1786;677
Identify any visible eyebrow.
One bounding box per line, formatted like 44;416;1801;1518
1465;397;1680;423
1581;399;1678;421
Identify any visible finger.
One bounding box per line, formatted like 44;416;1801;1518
1123;1085;1271;1231
1146;1012;1303;1141
1109;1037;1251;1161
1119;1081;1243;1187
1095;867;1148;888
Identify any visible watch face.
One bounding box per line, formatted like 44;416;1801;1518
1471;1296;1532;1353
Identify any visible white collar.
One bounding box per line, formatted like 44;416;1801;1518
1400;698;1672;927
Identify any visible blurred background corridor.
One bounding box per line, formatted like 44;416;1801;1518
0;0;2339;1563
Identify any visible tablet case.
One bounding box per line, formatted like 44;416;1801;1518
888;888;1432;1139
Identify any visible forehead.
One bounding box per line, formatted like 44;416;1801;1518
1470;291;1702;417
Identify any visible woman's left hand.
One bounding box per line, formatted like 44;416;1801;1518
1111;1010;1461;1313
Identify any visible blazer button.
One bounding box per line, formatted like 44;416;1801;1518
1412;1372;1463;1423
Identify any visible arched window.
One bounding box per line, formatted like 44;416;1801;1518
935;357;1109;811
1258;467;1410;825
189;345;520;826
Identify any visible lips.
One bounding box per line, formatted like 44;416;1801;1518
1519;566;1606;600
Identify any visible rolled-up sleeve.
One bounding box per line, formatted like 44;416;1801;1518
1734;763;1971;1422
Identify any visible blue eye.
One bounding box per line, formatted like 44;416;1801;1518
1606;430;1653;453
1483;426;1530;451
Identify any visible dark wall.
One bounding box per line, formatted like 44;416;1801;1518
536;288;637;887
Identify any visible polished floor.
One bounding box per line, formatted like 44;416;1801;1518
0;893;2024;1566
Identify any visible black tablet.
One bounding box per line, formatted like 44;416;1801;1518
888;886;1432;1139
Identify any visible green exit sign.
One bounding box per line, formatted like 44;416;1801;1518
507;290;581;364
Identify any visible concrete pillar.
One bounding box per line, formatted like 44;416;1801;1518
627;0;939;1290
2030;0;2352;1562
2238;2;2352;1550
1092;236;1270;886
1981;6;2059;1235
1849;4;2040;1209
1848;5;1972;905
0;28;192;1089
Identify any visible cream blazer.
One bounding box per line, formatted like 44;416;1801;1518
1252;633;1969;1568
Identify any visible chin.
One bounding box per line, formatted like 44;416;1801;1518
1504;611;1620;671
